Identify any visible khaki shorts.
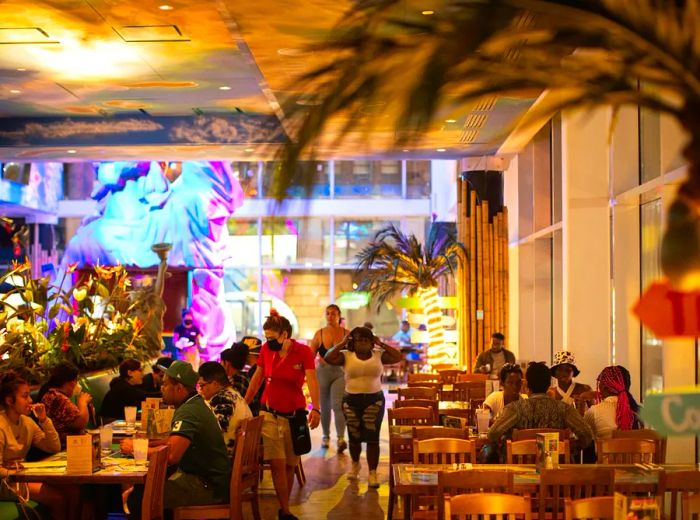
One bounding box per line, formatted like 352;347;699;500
261;411;299;467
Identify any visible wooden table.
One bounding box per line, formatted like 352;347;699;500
13;450;148;485
391;463;696;519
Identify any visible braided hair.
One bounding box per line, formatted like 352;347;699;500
596;365;640;431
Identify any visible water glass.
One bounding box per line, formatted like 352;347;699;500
99;425;113;453
476;410;490;434
133;434;149;463
124;406;137;428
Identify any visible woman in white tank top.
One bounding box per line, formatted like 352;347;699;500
324;326;402;488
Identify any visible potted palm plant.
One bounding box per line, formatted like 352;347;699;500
354;224;464;367
276;0;700;289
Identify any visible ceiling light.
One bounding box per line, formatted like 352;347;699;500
436;148;446;152
16;68;26;72
402;149;409;152
9;89;20;94
159;4;174;10
422;10;434;15
244;148;254;153
445;119;457;123
67;149;77;154
219;86;231;91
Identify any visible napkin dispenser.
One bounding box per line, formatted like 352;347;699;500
66;433;100;474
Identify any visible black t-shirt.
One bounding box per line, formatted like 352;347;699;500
173;324;201;345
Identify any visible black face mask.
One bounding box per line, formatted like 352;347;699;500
267;338;283;351
184;319;193;326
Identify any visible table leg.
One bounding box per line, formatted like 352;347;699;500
402;494;412;520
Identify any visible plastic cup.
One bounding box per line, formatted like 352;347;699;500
124;406;137;428
133;434;149;463
99;425;113;453
476;410;490;434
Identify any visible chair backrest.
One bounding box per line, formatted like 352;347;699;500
413;438;476;465
445;492;531;520
142;445;170;520
506;439;570;464
449;382;472;402
408;373;440;383
395;399;439;423
564;496;616;520
666;470;700;520
682;492;700;520
438;469;514;520
438;369;465;384
596;438;656;464
512;428;570;441
457;373;489;383
398;386;439;400
539;467;615;520
611;429;667;463
407;381;443;391
229;415;263;516
388;406;435;426
413;426;470;441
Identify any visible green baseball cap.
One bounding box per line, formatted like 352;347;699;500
159;360;198;389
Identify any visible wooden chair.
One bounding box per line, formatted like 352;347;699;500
456;373;489;383
447;382;472;402
512;428;570;441
395;399;439;423
682;492;700;520
173;415;263;520
539;467;615;520
388;406;435;426
142;445;170;520
445;492;531;520
438;470;514;520
596;438;656;464
564;496;615;520
413;426;470;441
667;470;700;520
438;369;465;384
506;439;570;464
611;429;667;463
408;373;440;383
413;438;477;465
398;386;439;401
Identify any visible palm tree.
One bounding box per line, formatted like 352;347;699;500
276;0;700;289
354;224;464;366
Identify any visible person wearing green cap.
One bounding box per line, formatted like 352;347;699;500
123;360;231;515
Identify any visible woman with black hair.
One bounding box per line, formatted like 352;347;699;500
174;308;202;370
324;326;402;488
39;362;93;446
584;365;642;440
100;359;160;421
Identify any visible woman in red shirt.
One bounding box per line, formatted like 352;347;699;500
245;310;320;520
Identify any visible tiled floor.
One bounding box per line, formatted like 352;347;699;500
257;389;397;520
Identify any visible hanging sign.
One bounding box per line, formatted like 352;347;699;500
641;388;700;435
633;281;700;338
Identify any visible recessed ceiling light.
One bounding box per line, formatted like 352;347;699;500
159;4;174;10
67;149;77;154
244;148;254;152
436;148;446;152
16;68;26;72
9;89;21;94
402;149;409;152
422;10;434;15
219;86;231;91
445;119;457;123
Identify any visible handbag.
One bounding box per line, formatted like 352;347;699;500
287;409;312;456
1;475;42;520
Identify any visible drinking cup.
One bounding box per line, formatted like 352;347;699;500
476;410;490;434
133;434;149;463
124;406;137;428
99;425;113;453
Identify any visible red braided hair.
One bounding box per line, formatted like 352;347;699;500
596;366;635;431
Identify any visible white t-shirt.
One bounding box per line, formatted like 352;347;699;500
482;391;528;419
584;396;618;439
343;350;384;394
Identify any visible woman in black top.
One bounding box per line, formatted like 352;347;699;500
100;359;160;421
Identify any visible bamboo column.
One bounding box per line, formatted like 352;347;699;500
456;173;509;372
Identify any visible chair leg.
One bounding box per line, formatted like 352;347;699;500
387;489;395;520
250;486;261;520
295;460;306;486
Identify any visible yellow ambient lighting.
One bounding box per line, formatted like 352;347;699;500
9;89;21;94
436;148;446;152
244;148;254;152
219;86;231;91
159;4;174;10
16;68;26;72
422;10;434;15
445;119;457;123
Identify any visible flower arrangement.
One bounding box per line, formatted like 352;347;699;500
0;260;163;382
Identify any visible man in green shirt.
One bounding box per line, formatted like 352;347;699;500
124;360;230;515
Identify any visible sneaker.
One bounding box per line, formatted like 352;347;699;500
368;470;380;488
321;436;330;449
278;509;299;520
337;438;347;453
347;461;360;480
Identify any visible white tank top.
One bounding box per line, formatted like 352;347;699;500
343;350;384;394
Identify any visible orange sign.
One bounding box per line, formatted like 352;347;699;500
634;281;700;338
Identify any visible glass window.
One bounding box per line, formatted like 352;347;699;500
261;161;330;199
334;160;402;198
406;161;431;198
230;161;259;199
640;198;663;396
333;219;400;266
262;218;329;267
640;108;661;183
225;219;260;268
223;268;262;338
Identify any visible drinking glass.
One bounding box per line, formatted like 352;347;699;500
133;433;149;463
476;410;490;435
99;425;113;453
124;406;137;428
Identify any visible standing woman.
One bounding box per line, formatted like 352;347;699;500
310;304;348;452
38;362;93;447
244;310;320;520
324;326;402;488
173;308;203;370
0;370;73;519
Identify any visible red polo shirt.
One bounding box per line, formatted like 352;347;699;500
257;339;314;414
